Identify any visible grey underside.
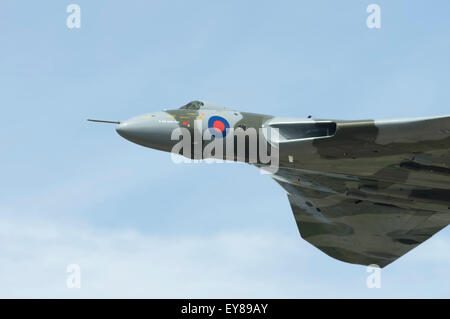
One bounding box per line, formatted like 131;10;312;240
267;116;450;268
273;169;450;268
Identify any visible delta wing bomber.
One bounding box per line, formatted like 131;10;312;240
89;100;450;268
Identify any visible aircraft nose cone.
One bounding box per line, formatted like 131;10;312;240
115;122;130;137
115;118;147;141
115;112;179;151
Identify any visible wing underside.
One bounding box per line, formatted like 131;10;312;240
273;169;450;267
268;116;450;267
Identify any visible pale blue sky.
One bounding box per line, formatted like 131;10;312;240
1;1;450;298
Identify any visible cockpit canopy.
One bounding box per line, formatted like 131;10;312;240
179;100;204;110
178;100;229;111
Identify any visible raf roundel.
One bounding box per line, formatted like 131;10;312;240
208;116;230;138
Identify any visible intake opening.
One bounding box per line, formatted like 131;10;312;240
270;122;337;141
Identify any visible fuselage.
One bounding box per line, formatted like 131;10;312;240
115;100;337;168
116;100;276;162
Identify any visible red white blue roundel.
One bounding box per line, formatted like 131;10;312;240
208;116;230;138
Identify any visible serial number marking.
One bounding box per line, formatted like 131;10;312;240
158;120;177;124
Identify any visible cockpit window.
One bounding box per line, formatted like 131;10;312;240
179;100;204;110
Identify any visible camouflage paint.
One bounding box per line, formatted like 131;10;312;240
116;101;450;267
